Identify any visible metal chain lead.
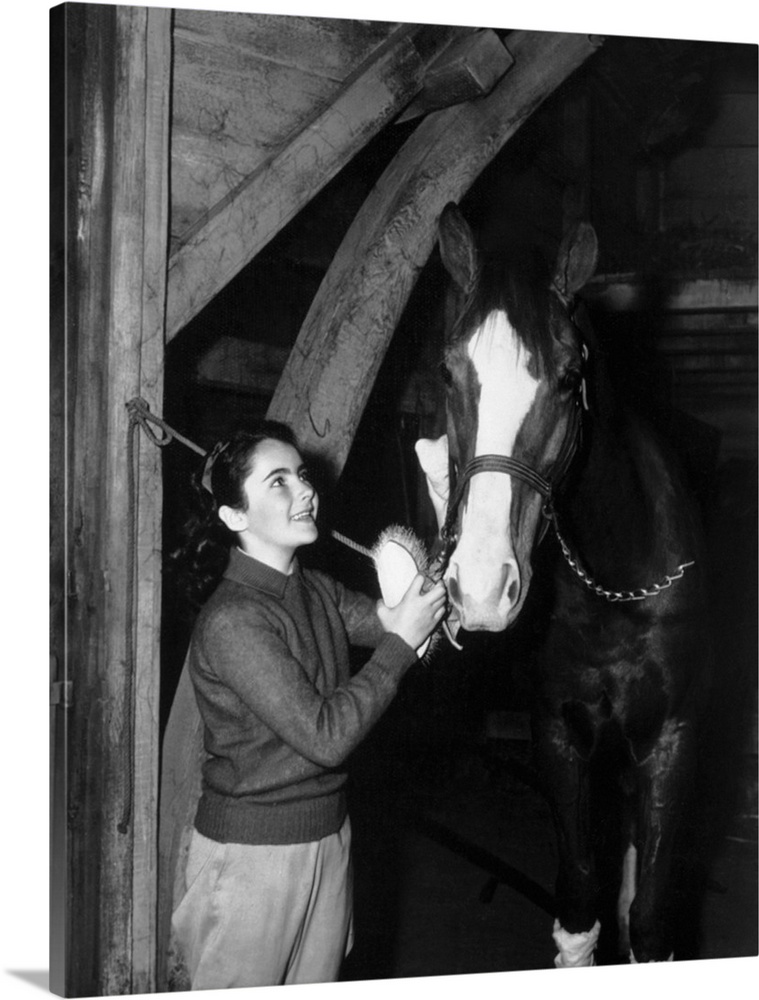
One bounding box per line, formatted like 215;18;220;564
550;511;694;602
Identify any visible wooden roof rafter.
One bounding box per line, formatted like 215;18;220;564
267;29;605;476
166;20;512;340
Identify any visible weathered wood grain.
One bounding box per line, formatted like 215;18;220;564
131;7;172;994
171;15;369;238
166;23;457;339
63;5;170;994
174;8;398;79
267;30;604;477
397;29;514;121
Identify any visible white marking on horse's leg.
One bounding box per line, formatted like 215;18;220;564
620;844;674;962
629;950;674;963
552;919;601;968
617;842;637;958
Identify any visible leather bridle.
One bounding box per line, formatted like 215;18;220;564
440;376;585;553
432;316;696;608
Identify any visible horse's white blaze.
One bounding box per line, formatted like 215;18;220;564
453;311;539;627
468;311;539;456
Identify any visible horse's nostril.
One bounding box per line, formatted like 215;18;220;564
501;562;520;607
447;572;462;607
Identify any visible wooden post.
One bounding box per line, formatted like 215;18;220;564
267;30;604;476
50;7;67;994
58;4;171;995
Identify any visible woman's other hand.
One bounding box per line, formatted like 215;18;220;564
377;575;447;651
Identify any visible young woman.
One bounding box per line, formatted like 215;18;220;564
170;421;447;990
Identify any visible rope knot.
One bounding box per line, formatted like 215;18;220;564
126;396;173;448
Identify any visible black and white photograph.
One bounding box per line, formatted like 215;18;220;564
23;0;759;997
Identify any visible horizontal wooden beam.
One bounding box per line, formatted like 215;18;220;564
165;23;468;340
195;336;289;394
670;353;757;373
585;274;758;313
267;30;604;477
657;332;758;355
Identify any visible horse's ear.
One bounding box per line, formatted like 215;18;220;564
552;222;598;301
438;203;478;294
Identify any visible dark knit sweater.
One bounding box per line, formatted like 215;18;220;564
189;546;418;845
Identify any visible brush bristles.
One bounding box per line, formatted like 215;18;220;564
370;525;430;577
371;525;441;661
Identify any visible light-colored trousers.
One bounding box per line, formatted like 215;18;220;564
172;818;354;989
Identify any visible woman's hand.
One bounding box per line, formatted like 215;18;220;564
377;574;448;651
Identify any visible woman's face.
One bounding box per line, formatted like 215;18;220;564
223;438;319;572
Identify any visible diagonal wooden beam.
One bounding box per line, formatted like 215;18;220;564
165;23;472;341
267;30;604;476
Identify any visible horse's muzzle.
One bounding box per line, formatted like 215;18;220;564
446;559;522;632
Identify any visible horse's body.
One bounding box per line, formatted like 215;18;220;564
416;204;710;965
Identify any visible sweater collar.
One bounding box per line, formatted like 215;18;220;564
224;546;297;598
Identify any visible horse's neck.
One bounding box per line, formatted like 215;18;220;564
566;408;695;582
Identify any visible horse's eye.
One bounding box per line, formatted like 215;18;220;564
439;362;453;387
560;369;582;393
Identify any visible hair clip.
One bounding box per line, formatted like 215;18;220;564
201;441;229;496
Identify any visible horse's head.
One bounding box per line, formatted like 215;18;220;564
416;203;598;632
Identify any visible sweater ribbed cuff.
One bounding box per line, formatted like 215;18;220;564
373;631;419;677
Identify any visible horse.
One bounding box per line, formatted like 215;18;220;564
415;203;711;966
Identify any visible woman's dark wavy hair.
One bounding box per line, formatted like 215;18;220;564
169;420;298;612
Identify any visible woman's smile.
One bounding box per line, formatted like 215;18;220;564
291;507;315;522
